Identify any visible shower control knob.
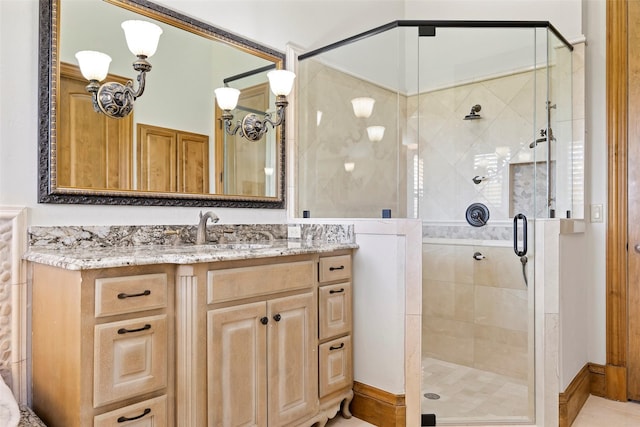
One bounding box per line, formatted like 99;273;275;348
473;252;485;261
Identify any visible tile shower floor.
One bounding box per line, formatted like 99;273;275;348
422;357;530;424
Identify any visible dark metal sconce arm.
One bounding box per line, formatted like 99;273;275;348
87;55;151;119
221;96;288;142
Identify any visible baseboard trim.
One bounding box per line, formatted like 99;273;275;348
559;364;591;427
351;381;405;427
589;363;606;397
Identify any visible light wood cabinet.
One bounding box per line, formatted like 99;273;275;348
31;265;174;427
31;250;353;427
317;254;354;420
206;261;318;427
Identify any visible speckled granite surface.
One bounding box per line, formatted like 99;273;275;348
19;406;46;427
24;224;356;270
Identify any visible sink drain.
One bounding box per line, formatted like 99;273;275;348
423;393;440;400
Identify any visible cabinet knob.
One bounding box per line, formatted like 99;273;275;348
273;314;282;322
635;244;640;254
260;317;269;325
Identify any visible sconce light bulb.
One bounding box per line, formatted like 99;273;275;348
351;97;375;118
267;70;296;96
121;20;163;58
214;87;241;111
264;167;274;176
344;162;355;172
366;126;385;142
75;50;112;82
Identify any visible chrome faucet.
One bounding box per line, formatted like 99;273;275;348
196;211;219;244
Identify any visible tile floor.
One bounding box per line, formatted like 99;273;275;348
326;415;374;426
328;394;640;426
573;395;640;426
421;357;530;424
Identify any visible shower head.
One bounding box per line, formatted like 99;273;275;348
464;104;482;120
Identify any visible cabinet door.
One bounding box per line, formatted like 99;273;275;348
177;132;209;194
208;302;267;427
137;124;177;192
267;293;318;426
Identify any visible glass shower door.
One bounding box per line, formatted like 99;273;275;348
417;25;542;425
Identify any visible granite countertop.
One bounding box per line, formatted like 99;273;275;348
24;239;358;270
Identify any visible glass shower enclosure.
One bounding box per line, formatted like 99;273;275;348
296;21;575;425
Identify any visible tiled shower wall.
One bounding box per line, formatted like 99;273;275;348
297;59;408;218
413;67;551;222
422;242;531;382
298;44;584;222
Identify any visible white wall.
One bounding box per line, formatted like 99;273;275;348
583;0;607;365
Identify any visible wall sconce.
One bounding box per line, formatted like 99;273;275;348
215;70;296;142
264;167;274;176
75;20;163;119
344;162;355;172
351;97;375;118
366;126;385;142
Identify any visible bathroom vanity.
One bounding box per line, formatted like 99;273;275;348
25;234;356;427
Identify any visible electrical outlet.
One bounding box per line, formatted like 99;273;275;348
288;224;301;239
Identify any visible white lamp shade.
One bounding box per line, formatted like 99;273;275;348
344;162;355;172
367;125;385;142
214;87;241;111
121;20;163;57
351;97;375;118
264;167;274;176
267;70;296;96
75;50;112;81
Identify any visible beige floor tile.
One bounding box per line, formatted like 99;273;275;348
326;415;375;426
573;395;640;427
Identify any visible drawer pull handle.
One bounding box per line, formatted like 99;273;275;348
273;314;282;322
329;266;345;271
117;408;151;423
260;317;269;325
329;288;345;294
117;290;151;299
330;343;345;351
118;324;151;335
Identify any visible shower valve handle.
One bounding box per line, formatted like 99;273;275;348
473;252;485;261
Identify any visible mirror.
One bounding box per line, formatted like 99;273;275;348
38;0;286;207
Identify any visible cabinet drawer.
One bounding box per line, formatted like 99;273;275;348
319;255;351;283
94;395;167;427
94;315;168;407
319;335;352;398
207;261;314;304
95;273;167;317
319;282;352;340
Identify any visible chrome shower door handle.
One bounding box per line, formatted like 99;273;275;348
513;213;528;257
